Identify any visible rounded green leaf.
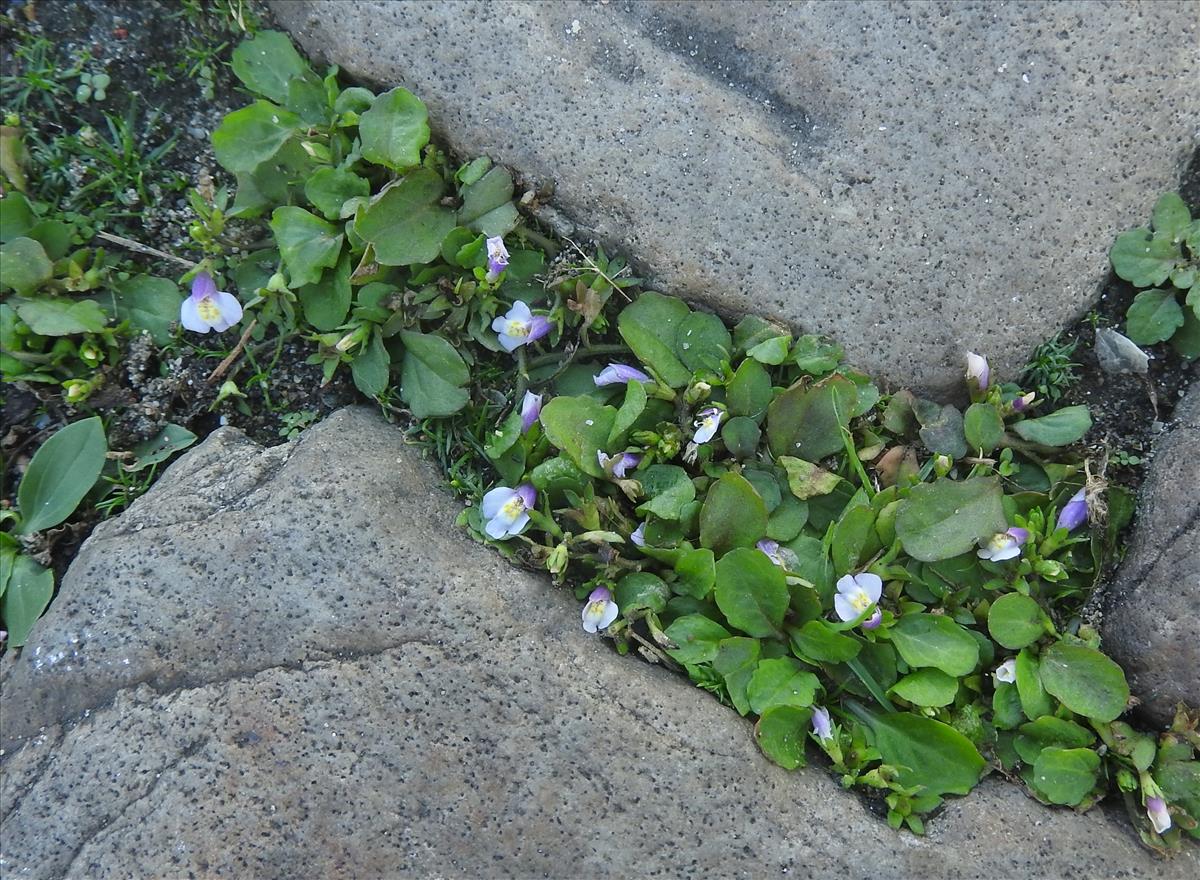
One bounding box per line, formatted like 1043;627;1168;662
539;397;617;478
1015;647;1053;721
111;275;183;344
615;572;670;617
304;167;370;220
616;292;692;388
720;416;761;459
863;711;986;796
700;472;768;555
0;237;51;295
766;495;808;542
890;668;959;707
1014;715;1095;765
14;298;108;336
457;166;519;237
231;30;316;104
963;402;1004;452
714;547;788;638
788;619;861;663
398;330;469;417
890;613;980;677
18;416;107;533
895;476;1007;562
0;555;54;647
270;206;344;289
713;637;761;716
1030;747;1100;806
663;614;730;665
355;169;456;267
672;548;715;600
1125;289;1185;345
987;593;1045;649
747;658;820;714
1152;193;1192;239
212;101;301;174
766;375;857;461
635;464;696;520
754;705;812;769
1039;642;1130;723
1110;227;1180;288
359;87;430;171
1011;405;1093;447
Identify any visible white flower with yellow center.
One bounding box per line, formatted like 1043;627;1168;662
581;587;619;633
480;483;536;539
834;573;882;625
180;272;243;334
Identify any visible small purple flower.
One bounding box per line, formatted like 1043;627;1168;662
582;586;619;633
693;407;722;444
834;573;882;624
630;522;647;547
180;272;242;334
480;483;536;539
520;390;543;433
862;608;883;630
485;235;510;281
492;301;551;352
811;706;833;742
977;527;1030;562
1147;796;1172;834
598;450;641;478
593;363;650;386
966;351;990;390
1055;489;1088;532
993;658;1017;684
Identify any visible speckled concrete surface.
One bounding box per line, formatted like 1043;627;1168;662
267;0;1198;396
1102;384;1200;727
2;408;1191;878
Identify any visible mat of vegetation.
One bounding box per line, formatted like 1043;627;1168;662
1;12;1197;853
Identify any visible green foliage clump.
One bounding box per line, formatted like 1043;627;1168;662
1110;193;1200;358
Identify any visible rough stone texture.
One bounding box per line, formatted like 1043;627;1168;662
1103;384;1200;727
268;0;1198;396
2;408;1192;878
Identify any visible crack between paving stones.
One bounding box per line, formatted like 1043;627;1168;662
60;734;211;879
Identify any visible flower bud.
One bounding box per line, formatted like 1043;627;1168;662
335;325;368;353
62;378;92;404
546;543;569;576
683;380;712;405
266;272;288;293
78;340;103;367
933;454;953;477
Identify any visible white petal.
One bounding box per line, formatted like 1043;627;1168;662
497;332;523;352
582;612;599;634
484;516;510;539
834;594;856;622
503;511;530;537
214;291;243;328
835;574;857;596
694;422;717;444
180;297;210;333
856;573;883;602
506;301;532;324
598;601;619;630
481;487;516;519
991;543;1020;562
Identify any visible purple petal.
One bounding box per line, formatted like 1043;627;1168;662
630;523;646;547
1055;489;1088;532
612;453;641;478
756;539;780;556
588;586;613;604
526;315;551;344
594;363;650;386
1006;527;1030;546
862;608;883;630
811;706;833;741
516;483;537;510
520;391;543;433
191;271;217;303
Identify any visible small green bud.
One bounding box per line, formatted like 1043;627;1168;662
266;272;288;293
1116;768;1137;792
933;454;953;477
214;379;246;405
63;378;92;404
683;380;712;405
78;340;103;367
546;543;569;576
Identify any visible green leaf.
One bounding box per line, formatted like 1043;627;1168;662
890;613;980;677
663;614;730;665
1038;642;1130;723
713;547;788;638
125;424;197;472
766;496;808;542
700;472;768;555
673;548;715;599
746;334;790;365
778;456;841;500
0;191;34;242
530;456;589;495
895;476;1006;562
212;101;301;174
1014;716;1095;765
1030;747;1100;806
713;637;761;715
675;311;732;373
108;275;181;344
458;166;519;237
916;402;968;459
890;668;959;707
1155;761;1200;840
270;206;344;288
616;292;692;387
1125;289;1185;345
1015;648;1053;721
14;297;108;335
791;335;843;374
352;329;391;398
963;403;1004;452
397;330;469;417
1110;227;1180;288
1172;307;1200;359
1152;192;1191;239
539;396;617;478
358;87;430;171
607;379;647;448
860;710;986;796
987;593;1045;649
747;658;820;714
230;30;316;104
830;504;879;573
304;167;370;220
635;464;696;520
355;169;456;267
0;555;54;647
754;705;813;769
727;357;772;419
720;416;761;459
766;375;857;460
0;237;51;295
992;682;1024;730
789;619;861;663
298;252;353;331
615;572;670;616
18;416;107;533
1012;404;1093;447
